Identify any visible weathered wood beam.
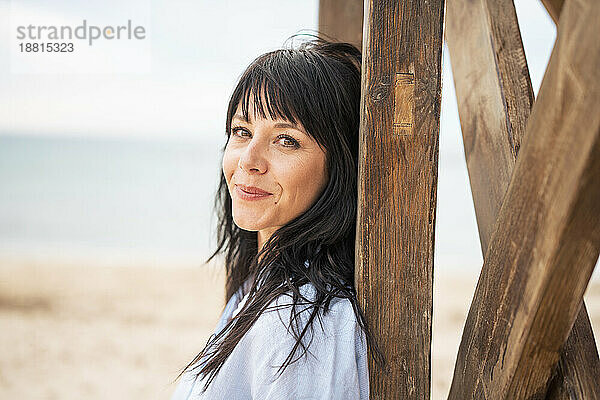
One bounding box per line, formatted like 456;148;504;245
355;1;444;398
540;0;565;25
447;0;600;398
446;0;533;248
445;0;600;398
318;0;363;50
546;302;600;399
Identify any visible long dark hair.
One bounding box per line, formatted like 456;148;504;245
177;34;386;393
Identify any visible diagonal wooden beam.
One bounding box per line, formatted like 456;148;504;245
445;0;600;398
546;302;600;399
318;0;363;50
446;0;534;247
536;4;600;397
540;0;565;25
447;0;600;398
355;0;445;398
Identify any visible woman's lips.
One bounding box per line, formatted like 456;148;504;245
235;184;273;200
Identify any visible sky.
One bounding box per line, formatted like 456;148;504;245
0;0;320;140
0;0;555;144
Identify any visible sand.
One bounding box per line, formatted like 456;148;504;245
1;260;598;399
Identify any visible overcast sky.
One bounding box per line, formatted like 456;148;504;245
0;0;555;145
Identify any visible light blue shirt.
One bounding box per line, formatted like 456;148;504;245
170;267;369;400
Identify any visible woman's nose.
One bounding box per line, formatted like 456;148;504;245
238;137;268;174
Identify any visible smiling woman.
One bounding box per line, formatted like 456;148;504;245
224;101;329;251
170;36;386;400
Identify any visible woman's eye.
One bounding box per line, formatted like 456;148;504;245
230;127;299;148
231;127;250;138
277;134;300;148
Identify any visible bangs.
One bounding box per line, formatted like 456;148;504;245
237;72;301;127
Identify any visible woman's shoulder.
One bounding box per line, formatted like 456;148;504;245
207;280;369;399
240;281;369;399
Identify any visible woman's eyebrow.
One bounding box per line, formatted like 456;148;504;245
232;114;307;135
232;114;249;123
273;122;307;135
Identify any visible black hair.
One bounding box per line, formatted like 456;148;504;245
176;33;386;393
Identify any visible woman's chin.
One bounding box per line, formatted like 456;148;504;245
232;216;263;232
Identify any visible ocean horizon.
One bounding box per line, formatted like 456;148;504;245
1;133;598;280
0;133;224;267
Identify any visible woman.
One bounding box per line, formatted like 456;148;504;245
171;36;385;400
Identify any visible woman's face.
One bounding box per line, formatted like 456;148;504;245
222;97;328;247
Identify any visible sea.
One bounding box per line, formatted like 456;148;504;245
1;134;598;280
0;134;223;267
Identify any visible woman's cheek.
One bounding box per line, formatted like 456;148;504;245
222;148;237;183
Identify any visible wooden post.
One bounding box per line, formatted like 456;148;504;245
318;0;363;50
447;0;600;397
355;0;444;398
540;0;564;24
445;0;600;397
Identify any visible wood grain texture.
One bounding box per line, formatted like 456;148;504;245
355;1;444;398
447;0;600;398
318;0;363;50
446;0;534;253
540;0;565;24
546;302;600;399
446;0;600;398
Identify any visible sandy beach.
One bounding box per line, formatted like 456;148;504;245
1;259;598;399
